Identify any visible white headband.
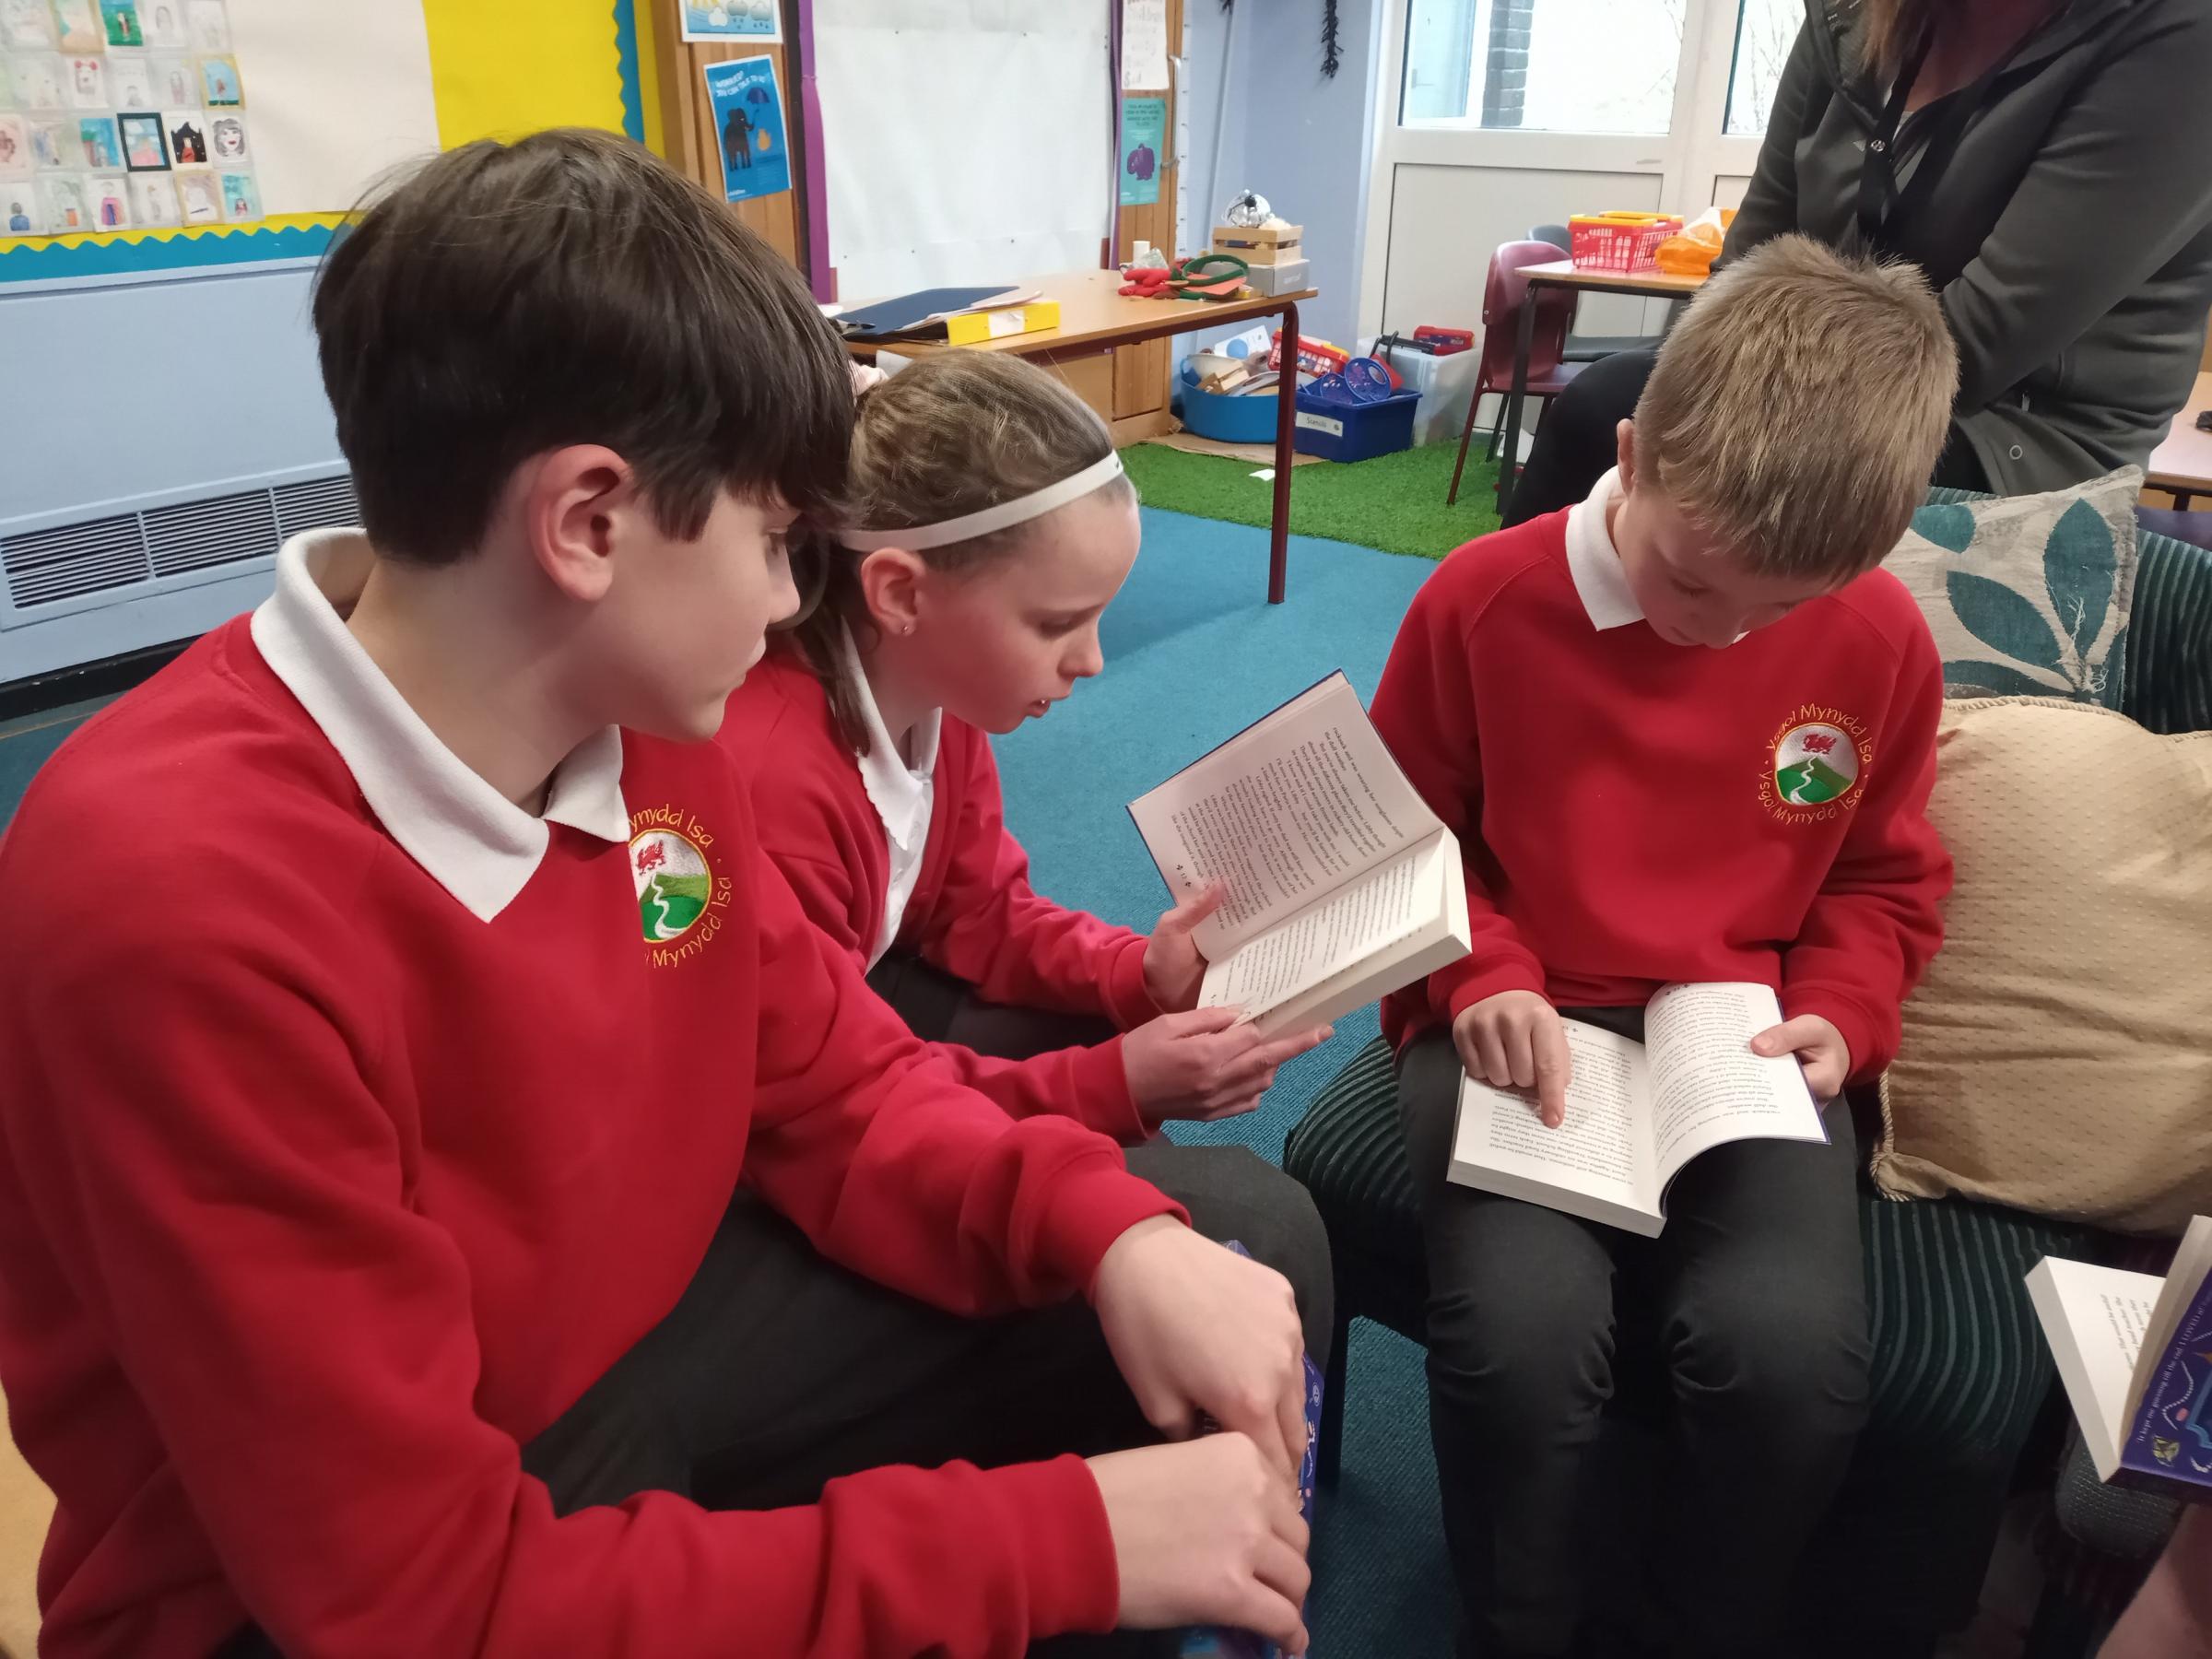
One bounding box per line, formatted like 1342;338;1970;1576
841;452;1125;552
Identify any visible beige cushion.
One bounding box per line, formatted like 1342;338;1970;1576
1872;698;2212;1234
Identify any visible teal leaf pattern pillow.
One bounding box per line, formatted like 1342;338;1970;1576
1889;468;2141;709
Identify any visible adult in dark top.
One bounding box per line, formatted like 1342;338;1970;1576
1503;0;2212;524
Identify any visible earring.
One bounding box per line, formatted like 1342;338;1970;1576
901;622;914;635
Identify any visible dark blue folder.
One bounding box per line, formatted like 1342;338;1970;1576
835;286;1018;341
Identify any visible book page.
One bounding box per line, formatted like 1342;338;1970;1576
1198;835;1443;1021
1128;675;1441;955
1453;1018;1656;1215
2030;1257;2164;1477
1644;982;1826;1186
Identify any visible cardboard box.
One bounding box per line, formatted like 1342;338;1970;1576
1243;257;1309;297
944;300;1062;345
1213;223;1304;265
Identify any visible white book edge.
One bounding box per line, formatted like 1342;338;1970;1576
1443;1153;1664;1239
1245;853;1472;1037
2026;1256;2160;1483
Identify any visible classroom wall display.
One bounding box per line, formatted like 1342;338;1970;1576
0;0;258;245
701;53;787;205
682;1;779;46
1120;93;1163;207
2;0;659;279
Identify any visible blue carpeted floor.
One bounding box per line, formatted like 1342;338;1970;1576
993;508;1454;1657
0;507;1460;1655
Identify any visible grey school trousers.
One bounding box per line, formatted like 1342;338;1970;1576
1396;1010;1868;1659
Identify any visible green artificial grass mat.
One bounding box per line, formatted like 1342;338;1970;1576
1120;439;1502;561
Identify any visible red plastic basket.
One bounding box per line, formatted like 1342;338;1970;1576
1568;213;1683;275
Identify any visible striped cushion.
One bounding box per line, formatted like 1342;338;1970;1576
1282;1036;2106;1455
2123;531;2212;736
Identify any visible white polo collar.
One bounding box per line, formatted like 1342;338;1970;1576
250;529;630;923
1564;467;1645;630
839;621;940;852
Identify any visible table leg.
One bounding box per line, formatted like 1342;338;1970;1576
1499;290;1537;521
1269;301;1300;605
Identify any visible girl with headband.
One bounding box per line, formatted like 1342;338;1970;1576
720;352;1330;1142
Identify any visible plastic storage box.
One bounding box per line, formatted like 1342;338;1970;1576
1373;339;1480;446
1293;385;1420;463
1175;362;1281;444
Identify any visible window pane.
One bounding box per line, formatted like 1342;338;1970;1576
1725;0;1803;135
1403;0;1684;135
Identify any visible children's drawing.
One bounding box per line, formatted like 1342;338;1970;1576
91;173;128;226
49;0;101;50
175;167;217;222
186;0;224;50
109;53;155;108
142;0;183;46
150;54;194;106
199;53;239;107
41;171;87;229
28;116;70;170
119;110;166;169
3;0;54;48
66;53;107;109
76;113;119;169
165;109;205;164
10;53;65;110
127;170;176;224
99;0;143;47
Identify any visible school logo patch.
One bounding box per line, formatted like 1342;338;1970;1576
628;806;735;965
631;829;712;941
1758;706;1872;823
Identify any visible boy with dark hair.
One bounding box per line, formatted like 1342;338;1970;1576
0;129;1326;1659
1374;234;1959;1658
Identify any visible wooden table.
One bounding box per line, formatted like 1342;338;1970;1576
846;270;1318;603
1499;261;1708;519
2147;371;2212;509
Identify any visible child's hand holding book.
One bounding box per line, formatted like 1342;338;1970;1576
1124;1009;1333;1126
1749;1013;1850;1100
1142;881;1230;1012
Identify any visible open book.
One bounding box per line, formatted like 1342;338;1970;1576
1448;982;1829;1237
1127;672;1471;1036
2028;1215;2212;1499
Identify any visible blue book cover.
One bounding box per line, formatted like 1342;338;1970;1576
2120;1263;2212;1494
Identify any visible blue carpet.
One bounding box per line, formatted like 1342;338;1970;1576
0;510;1457;1656
994;508;1454;1657
0;698;113;833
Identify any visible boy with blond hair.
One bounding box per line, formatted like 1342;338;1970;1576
1372;234;1959;1659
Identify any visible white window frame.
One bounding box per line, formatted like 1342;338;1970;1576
1355;0;1778;340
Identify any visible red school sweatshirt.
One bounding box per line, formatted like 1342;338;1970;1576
1371;512;1951;1081
0;619;1182;1659
719;652;1162;1141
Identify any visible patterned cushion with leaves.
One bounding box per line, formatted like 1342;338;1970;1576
1887;468;2141;709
